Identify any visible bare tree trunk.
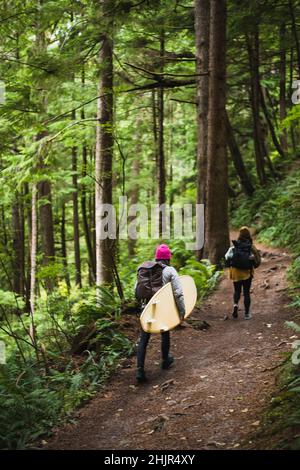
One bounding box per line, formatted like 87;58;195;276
289;0;300;76
157;30;166;236
89;148;96;273
247;27;267;185
195;0;210;259
71;122;82;287
30;184;37;315
11;197;22;293
19;192;25;297
90;157;97;282
169;163;173;206
279;22;288;151
35;9;55;291
225;111;255;196
128;156;140;256
61;201;71;291
168;101;175;234
81;71;96;284
1;206;8;247
95;25;114;286
128;112;142;256
152;90;159;202
206;0;230;265
260;86;285;159
24;182;32;311
38;179;55;290
12;193;25;296
289;47;297;152
81;145;96;283
70;23;81;288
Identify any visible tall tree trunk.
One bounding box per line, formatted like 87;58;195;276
70;16;81;287
30;184;38;315
169;163;173;206
260;86;285;160
61;202;71;291
168;100;174;204
38;179;55;289
128;157;140;257
225;111;255;196
95;23;114;285
35;7;55;291
279;22;288;151
247;27;267;185
168;102;174;234
19;191;25;297
152;90;159;202
71;115;82;287
289;0;300;76
24;182;32;311
195;0;210;259
157;30;166;236
28;183;38;344
81;71;96;284
89;148;96;273
81;145;96;283
206;0;230;264
12;192;25;296
1;205;8;247
289;47;297;152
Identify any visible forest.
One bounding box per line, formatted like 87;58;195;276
1;0;300;452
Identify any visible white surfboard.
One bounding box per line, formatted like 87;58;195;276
140;275;197;334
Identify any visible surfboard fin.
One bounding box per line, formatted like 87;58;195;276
160;325;168;332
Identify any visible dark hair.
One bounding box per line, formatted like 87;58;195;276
238;226;252;243
155;259;170;266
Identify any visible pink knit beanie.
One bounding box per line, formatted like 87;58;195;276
155;244;171;260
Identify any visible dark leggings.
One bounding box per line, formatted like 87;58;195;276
137;330;170;370
233;277;252;314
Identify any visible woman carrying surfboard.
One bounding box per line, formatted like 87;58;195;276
135;244;186;384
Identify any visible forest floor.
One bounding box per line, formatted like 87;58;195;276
44;239;299;450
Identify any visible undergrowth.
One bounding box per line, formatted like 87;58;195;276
231;165;300;448
0;285;134;449
0;240;219;449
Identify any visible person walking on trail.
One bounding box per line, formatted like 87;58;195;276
224;226;261;320
135;244;186;384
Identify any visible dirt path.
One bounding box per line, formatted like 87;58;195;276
45;241;297;450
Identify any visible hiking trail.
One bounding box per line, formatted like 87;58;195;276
45;240;296;450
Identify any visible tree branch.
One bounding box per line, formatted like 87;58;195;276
45;78;196;124
124;61;208;78
0;55;53;73
0;9;37;24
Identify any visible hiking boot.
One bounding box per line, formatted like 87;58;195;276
232;305;238;319
161;355;174;370
223;313;229;320
136;367;147;384
245;312;252;320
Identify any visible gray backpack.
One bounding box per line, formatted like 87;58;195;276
135;261;165;302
